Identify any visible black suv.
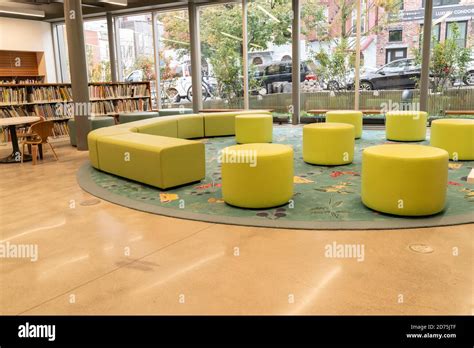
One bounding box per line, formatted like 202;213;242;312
256;61;314;93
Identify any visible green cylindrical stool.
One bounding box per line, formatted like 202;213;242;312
326;110;363;139
68;117;115;147
385;111;428;141
430;119;474;160
303;123;355;165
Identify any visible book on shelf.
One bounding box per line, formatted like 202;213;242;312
29;86;72;103
0;77;45;85
115;99;151;113
0;106;29;118
0;86;28;105
52;121;69;136
0;82;151;118
33;104;72;120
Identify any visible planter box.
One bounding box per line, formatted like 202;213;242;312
300;116;324;124
273;116;289;124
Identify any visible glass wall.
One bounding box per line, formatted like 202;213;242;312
53;23;70;83
156;9;192;108
51;0;474;119
116;14;155;82
247;0;293;116
199;3;244;109
84;19;110;82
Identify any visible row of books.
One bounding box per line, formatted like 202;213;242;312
90;99;151;116
0;83;150;106
116;99;151;113
0;78;45;85
52;122;69;137
0;106;29;118
33;104;72;120
89;84;150;99
0;87;28;104
30;86;73;103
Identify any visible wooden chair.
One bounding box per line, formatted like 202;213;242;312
20;120;58;165
16;116;45;138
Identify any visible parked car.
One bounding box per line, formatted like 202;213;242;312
256;61;315;93
462;56;474;86
350;58;421;90
124;70;145;82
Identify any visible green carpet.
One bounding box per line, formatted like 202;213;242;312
77;128;474;230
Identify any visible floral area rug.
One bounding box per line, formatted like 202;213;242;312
78;127;473;230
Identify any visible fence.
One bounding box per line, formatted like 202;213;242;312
162;87;474;116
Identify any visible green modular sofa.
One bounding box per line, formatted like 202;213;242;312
88;110;271;189
118;109;194;124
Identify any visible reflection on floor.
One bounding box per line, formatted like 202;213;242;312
0;133;472;315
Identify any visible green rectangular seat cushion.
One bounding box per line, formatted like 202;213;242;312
203;110;271;137
88;125;137;168
203;113;237;137
177;115;204;139
96;133;205;189
135;116;178;138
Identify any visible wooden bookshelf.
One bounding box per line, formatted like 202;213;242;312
0;50;46;84
0;81;152;136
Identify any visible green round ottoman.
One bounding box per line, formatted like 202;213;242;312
235;114;273;144
68;117;115;147
303;123;355;165
430;119;474;160
221;143;293;208
326;110;363;139
385;111;428;141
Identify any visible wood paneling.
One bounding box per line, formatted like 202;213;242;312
0;50;40;77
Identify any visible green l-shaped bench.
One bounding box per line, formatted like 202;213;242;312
88;110;271;189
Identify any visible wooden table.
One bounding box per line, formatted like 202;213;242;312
0;116;40;163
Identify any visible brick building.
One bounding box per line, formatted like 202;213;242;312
376;0;474;66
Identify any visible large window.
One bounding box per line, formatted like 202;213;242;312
422;0;460;7
389;29;403;42
155;9;192;107
53;23;70;83
84;19;110;82
446;21;467;48
247;0;294;113
116;14;155;83
199;3;244;109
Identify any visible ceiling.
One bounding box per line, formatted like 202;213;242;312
0;0;220;21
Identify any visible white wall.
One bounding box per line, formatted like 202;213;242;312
0;17;57;82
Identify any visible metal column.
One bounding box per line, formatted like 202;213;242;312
242;0;249;110
152;11;162;110
291;0;301;125
107;12;118;82
188;1;203;113
64;0;91;150
420;0;433;112
354;0;362;110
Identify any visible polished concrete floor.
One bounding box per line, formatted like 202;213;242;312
0;137;472;315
